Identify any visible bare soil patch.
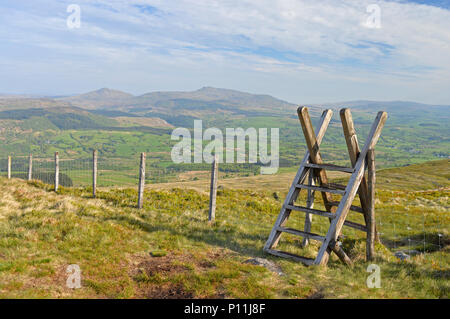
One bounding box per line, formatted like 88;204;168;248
130;251;226;299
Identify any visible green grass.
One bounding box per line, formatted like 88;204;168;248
0;160;448;298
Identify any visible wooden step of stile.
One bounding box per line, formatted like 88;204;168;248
277;226;326;242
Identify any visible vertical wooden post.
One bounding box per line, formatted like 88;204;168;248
209;154;219;222
7;156;11;179
28;154;33;181
367;149;376;261
302;169;315;247
92;150;97;198
340;108;378;241
137;152;146;209
54;152;59;192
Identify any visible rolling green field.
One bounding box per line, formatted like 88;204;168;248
1;107;449;189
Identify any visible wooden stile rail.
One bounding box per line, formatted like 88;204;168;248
367;149;376;261
264;107;387;266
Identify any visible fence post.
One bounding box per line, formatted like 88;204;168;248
54;152;59;192
367;149;376;261
92;150;97;198
137;152;146;209
28;154;33;181
209;154;219;222
7;155;11;179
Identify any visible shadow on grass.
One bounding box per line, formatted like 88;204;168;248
381;232;448;253
76;204;271;259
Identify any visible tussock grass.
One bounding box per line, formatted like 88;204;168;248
0;160;448;298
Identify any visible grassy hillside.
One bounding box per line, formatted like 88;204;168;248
0;160;448;298
0;89;448;185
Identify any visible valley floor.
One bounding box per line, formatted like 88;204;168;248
0;160;448;298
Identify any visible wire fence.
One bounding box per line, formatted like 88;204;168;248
0;152;446;261
376;210;447;256
0;154;174;188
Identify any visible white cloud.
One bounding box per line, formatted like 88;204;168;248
0;0;449;103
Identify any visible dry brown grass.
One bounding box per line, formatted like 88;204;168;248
146;171;348;194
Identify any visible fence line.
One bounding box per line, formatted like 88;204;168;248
0;152;446;260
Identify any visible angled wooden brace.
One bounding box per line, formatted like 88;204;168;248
315;111;388;265
298;107;353;265
340;108;380;242
263;109;333;251
297;107;336;215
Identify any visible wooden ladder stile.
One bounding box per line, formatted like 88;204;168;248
263;109;333;252
263;107;387;266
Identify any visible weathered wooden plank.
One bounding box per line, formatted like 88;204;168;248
263;109;333;251
315;111;387;265
343;220;367;232
340;108;376;236
92;150;98;198
298;107;336;214
277;226;325;242
367;148;376;261
28;154;33;181
54;152;59;192
209;154;219;222
286;204;335;219
331;243;353;266
326;183;347;190
304;163;354;173
137;152;146;209
328;201;364;214
295;183;345;195
266;249;315;266
302;171;315;247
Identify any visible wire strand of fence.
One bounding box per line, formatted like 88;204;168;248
0;153;446;258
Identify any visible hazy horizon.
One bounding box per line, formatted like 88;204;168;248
1;1;450;105
2;86;450;107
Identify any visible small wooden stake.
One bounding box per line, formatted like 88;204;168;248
209;154;219;222
7;156;11;179
54;152;59;192
28;154;33;181
367;149;376;261
137;152;146;209
92;150;97;198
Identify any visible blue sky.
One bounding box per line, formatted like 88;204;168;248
0;0;449;104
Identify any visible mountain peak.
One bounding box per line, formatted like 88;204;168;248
64;88;134;101
84;88;133;98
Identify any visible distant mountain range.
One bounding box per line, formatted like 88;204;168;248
55;87;297;117
0;87;448;165
0;87;449;119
